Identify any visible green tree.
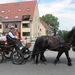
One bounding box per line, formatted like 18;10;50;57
62;30;68;35
57;30;69;36
57;30;62;36
40;14;59;36
72;26;75;29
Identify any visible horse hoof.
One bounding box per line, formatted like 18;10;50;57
44;62;47;65
36;63;40;65
54;61;57;66
54;63;58;66
68;63;73;66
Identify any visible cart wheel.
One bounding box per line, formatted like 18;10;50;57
0;51;4;63
23;48;31;59
11;51;24;65
3;51;12;59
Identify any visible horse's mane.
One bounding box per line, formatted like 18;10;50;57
64;29;75;41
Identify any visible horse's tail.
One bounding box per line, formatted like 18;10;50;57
31;39;37;61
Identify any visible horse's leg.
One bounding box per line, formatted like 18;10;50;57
35;53;40;65
65;51;72;66
31;45;37;63
31;52;36;64
54;50;63;65
40;52;47;64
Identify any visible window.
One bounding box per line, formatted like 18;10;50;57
0;25;1;28
1;10;4;13
26;8;30;11
8;10;10;12
22;32;30;36
18;9;21;12
5;16;8;19
22;23;30;28
13;24;17;28
5;24;10;28
15;16;18;19
22;15;30;20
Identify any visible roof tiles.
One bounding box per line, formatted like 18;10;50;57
0;1;36;20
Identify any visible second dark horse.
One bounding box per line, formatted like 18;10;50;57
31;29;75;66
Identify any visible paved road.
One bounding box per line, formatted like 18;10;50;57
0;43;75;75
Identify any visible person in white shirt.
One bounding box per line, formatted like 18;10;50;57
7;26;23;50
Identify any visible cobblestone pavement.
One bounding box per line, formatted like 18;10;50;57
0;43;75;75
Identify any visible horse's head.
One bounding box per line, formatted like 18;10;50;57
64;29;75;51
64;29;75;42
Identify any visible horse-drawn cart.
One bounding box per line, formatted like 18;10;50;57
0;40;31;65
0;40;14;62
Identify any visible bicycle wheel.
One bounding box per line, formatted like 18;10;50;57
0;51;4;63
11;51;24;65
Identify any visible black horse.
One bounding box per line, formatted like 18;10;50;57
31;29;75;66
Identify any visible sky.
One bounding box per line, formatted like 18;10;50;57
0;0;75;31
